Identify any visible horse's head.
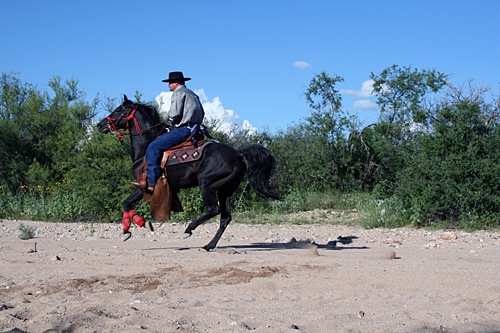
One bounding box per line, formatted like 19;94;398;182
97;95;138;134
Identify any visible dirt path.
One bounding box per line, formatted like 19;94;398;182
1;219;499;333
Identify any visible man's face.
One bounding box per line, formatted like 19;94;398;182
169;81;180;91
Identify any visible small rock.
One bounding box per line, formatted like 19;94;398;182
265;237;279;243
440;232;457;240
424;242;437;249
227;248;240;255
358;310;365;318
51;255;60;261
385;251;397;259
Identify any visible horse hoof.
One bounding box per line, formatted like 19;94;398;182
182;232;192;239
123;232;132;242
145;220;154;232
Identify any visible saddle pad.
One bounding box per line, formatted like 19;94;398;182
163;140;212;167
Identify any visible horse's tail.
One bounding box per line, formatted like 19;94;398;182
238;144;282;200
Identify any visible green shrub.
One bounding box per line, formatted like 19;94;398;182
394;100;500;228
357;195;406;229
18;223;37;240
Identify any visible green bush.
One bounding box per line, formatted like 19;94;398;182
18;222;37;240
357;195;406;229
395;100;500;228
3;72;500;232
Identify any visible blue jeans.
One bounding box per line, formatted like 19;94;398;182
145;127;191;187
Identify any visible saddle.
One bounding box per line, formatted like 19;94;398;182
161;137;211;168
134;131;213;222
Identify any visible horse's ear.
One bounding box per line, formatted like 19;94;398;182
123;94;129;103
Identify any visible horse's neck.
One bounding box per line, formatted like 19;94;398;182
129;110;162;163
130;138;150;163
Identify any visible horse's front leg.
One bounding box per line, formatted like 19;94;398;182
122;188;153;241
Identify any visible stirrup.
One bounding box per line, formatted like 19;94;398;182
132;169;148;190
131;181;149;191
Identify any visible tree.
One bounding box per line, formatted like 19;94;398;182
27;77;98;184
367;65;448;194
395;88;500;227
371;64;448;133
0;73;98;193
0;73;40;192
301;72;361;190
63;129;133;220
269;125;325;193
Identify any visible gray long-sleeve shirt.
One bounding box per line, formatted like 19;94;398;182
166;85;205;127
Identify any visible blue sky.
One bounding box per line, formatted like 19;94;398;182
2;0;499;133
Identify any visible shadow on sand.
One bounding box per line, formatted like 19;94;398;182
145;235;369;252
216;235;368;252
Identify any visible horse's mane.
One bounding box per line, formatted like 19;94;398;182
139;103;160;119
135;102;162;124
136;102;170;137
120;95;166;136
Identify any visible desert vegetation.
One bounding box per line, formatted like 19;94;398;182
2;66;500;230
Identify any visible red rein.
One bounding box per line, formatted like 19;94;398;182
126;106;143;135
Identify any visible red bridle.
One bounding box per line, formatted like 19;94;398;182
105;104;142;141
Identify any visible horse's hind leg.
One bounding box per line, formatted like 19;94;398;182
184;184;221;236
202;168;244;251
202;191;232;251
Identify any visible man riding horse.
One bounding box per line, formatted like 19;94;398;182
132;71;204;194
98;72;281;249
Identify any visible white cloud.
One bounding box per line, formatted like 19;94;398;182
155;89;255;136
353;99;378;110
242;119;257;136
340;79;375;98
155;91;173;111
293;61;312;69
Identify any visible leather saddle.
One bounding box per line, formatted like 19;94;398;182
135;133;212;190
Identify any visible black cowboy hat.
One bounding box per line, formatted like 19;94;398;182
162;71;191;83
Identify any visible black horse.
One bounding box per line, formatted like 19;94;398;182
97;95;281;251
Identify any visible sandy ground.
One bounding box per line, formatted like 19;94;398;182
1;216;500;333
